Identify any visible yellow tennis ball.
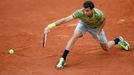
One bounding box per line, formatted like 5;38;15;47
9;49;14;54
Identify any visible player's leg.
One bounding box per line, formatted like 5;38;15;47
98;30;130;51
56;21;87;69
95;29;109;51
56;30;83;69
113;36;130;50
65;30;83;51
88;29;119;51
100;41;115;51
86;28;109;51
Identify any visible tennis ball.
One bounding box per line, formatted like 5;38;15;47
9;49;14;54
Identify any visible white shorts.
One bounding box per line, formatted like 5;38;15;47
75;21;107;44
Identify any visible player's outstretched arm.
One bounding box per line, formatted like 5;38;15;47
47;15;74;30
43;15;74;47
55;15;74;26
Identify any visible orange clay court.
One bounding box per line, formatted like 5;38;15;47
0;0;134;75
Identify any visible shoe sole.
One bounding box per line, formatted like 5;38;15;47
55;62;66;70
55;58;66;70
55;65;64;69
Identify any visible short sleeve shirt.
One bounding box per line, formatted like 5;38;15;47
72;8;104;28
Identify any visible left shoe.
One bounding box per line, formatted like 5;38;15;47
55;57;66;69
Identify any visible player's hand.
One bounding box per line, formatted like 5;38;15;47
96;34;100;41
96;29;102;41
44;27;50;34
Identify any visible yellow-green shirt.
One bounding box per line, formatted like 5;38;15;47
72;8;104;28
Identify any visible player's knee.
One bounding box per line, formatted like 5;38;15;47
72;32;83;39
100;43;109;51
72;35;82;40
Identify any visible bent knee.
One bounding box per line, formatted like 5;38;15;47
100;43;109;51
72;31;83;39
72;34;83;40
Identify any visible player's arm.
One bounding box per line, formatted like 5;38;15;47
43;15;74;47
97;18;105;34
47;15;74;30
96;18;105;40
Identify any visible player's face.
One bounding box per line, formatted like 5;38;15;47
84;7;93;16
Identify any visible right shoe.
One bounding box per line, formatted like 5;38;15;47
117;36;130;51
55;57;66;69
118;41;130;51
